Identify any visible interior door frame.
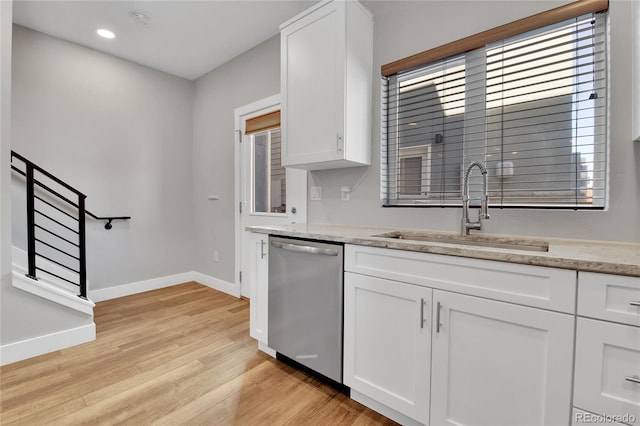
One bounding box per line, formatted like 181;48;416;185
234;94;307;297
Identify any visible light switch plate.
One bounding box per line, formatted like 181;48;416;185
311;186;322;200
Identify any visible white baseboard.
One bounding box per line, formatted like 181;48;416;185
90;272;194;302
1;271;237;366
258;341;276;358
350;390;423;426
90;271;238;302
193;272;240;298
12;271;95;315
0;323;96;366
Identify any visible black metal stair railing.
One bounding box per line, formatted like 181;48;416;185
10;151;131;299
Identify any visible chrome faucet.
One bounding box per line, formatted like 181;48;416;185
462;161;490;235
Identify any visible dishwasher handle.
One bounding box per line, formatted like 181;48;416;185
270;240;339;256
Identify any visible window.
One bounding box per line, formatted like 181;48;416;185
246;111;286;214
381;3;608;209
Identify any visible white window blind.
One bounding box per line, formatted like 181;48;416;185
382;11;607;209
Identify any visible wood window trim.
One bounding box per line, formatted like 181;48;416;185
245;110;281;135
381;0;608;77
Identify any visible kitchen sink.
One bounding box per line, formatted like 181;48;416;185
372;231;550;253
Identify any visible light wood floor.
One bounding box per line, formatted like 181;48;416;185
0;282;397;425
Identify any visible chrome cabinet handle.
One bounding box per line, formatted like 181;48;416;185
420;298;426;329
270;240;339;256
629;301;640;307
260;240;266;259
436;301;442;333
625;376;640;384
337;134;343;153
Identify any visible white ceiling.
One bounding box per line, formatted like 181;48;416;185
12;0;319;80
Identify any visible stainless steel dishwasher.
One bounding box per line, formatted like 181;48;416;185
268;236;344;384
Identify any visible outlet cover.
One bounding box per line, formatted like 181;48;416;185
341;186;351;201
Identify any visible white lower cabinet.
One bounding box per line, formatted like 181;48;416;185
577;272;640;326
344;272;431;425
573;317;640;425
430;290;575;426
573;272;640;426
248;232;269;343
343;244;576;426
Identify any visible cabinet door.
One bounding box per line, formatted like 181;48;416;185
344;272;431;424
431;290;574;426
281;1;345;167
249;233;268;343
574;317;640;423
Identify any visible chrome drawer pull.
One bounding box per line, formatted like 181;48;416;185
436;302;442;333
625;376;640;384
630;301;640;307
420;298;426;329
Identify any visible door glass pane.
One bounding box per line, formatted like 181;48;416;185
252;128;286;214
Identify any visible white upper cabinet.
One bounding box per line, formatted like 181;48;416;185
280;0;373;170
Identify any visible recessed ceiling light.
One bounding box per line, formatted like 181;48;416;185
96;29;116;39
129;11;150;26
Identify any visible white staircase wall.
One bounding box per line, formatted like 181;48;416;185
0;271;95;365
3;244;96;366
12;246;82;295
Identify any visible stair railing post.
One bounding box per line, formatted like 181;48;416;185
25;164;37;279
78;194;87;299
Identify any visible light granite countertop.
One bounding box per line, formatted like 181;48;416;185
246;223;640;277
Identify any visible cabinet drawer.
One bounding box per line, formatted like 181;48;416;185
345;245;576;313
574;318;640;425
578;272;640;326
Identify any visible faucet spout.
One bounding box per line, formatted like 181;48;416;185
462;161;490;235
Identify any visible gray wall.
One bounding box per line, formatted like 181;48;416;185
1;6;94;348
11;26;196;291
308;0;640;242
1;0;14;344
192;35;280;284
